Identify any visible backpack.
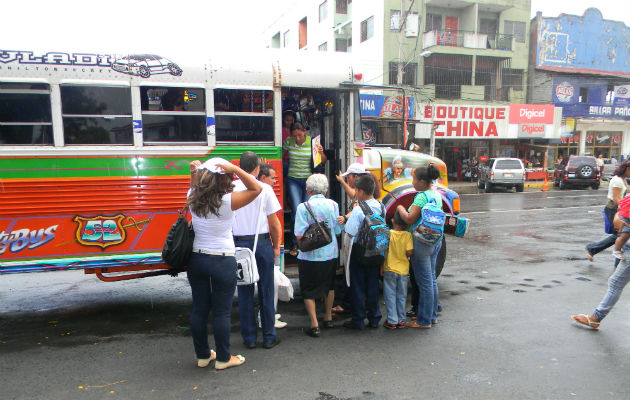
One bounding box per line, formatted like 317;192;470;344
162;207;195;270
413;191;445;245
352;200;390;265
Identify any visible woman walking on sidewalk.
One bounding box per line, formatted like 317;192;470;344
585;160;630;262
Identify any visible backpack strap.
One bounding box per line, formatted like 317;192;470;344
358;200;373;217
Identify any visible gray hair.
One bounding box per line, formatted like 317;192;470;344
306;174;329;195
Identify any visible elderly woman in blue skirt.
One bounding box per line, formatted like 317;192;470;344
294;174;342;338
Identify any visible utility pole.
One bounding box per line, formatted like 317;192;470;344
397;0;405;87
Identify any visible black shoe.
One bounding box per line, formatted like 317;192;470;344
342;320;364;330
322;320;335;329
244;342;257;349
367;322;379;329
406;309;417;318
437;304;443;313
306;327;320;337
262;338;280;349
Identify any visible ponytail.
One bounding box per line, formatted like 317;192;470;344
414;163;440;183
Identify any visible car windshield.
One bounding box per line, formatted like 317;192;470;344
495;160;522;169
568;157;596;166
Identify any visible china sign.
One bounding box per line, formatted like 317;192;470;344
420;104;508;138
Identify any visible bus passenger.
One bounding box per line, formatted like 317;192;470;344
187;158;261;370
283;121;327;256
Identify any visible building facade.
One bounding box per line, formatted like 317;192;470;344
528;8;630;163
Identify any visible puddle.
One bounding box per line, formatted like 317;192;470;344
475;286;490;291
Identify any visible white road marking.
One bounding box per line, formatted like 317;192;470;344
464;204;602;214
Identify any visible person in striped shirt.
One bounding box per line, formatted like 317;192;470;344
283;121;327;255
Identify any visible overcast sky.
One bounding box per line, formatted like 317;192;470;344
0;0;628;57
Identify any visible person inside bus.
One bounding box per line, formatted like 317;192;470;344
283;121;327;256
282;110;296;178
187;158;261;370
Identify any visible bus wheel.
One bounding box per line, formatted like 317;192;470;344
138;66;151;78
436;237;446;278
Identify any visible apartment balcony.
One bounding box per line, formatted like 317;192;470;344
423;30;514;51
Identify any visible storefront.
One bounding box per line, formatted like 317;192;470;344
414;103;561;180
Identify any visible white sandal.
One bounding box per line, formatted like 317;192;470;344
571;314;600;330
197;350;216;368
215;354;246;370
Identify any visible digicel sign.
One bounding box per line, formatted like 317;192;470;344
509;104;555;124
423;105;508;137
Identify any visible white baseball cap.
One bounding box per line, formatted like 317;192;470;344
341;163;367;177
197;157;230;174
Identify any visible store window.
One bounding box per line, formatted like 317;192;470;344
336;0;348;14
361;16;374;42
336;38;351;52
61;85;132;145
585;131;622;159
0;82;53;145
214;89;274;143
319;42;328;51
140;87;206;145
425;13;442;32
579;88;589;103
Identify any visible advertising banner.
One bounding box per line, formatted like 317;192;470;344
517;124;546;138
509;104;555;124
613;85;630;105
561;103;630;120
360;94;414;119
417;104;509;139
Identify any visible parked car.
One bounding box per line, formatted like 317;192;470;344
553;155;600;190
477;158;526;193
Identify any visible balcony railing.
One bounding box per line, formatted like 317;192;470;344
423;30;514;51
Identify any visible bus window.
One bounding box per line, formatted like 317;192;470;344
214;89;274;143
140;87;206;145
0;82;53;145
60;85;133;145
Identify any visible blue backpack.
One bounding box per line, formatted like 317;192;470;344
353;200;390;265
413;191;445;245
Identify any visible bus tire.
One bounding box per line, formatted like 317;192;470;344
436;237;446;278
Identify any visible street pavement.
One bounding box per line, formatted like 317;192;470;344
1;187;629;400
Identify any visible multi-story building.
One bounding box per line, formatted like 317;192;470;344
266;1;565;179
528;8;630;161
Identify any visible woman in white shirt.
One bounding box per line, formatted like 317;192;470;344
187;158;261;370
586;160;630;262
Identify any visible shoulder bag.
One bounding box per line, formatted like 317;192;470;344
162;206;194;270
298;201;333;252
235;198;264;286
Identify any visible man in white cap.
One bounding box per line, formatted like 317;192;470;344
233;152;282;349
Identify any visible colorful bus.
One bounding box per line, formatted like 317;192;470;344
0;49;461;280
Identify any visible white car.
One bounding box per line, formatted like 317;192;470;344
477;157;526;192
111;54;182;78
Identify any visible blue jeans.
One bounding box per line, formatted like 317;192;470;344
409;240;442;311
593;248;630;321
187;252;237;362
586;234;617;256
383;271;408;324
349;257;382;328
236;237;277;344
286;176;309;247
411;238;439;326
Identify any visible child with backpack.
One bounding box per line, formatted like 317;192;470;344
396;164;444;329
382;211;413;330
339;174;389;330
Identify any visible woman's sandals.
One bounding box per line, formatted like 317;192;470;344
571;314;600;330
197;350;217;368
215;355;246;370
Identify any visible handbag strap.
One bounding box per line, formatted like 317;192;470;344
252;193;265;253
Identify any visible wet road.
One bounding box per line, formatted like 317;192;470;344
1;188;629;399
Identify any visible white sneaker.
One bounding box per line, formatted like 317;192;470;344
275;320;287;329
275;313;281;320
613;250;626;260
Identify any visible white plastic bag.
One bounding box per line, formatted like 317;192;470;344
274;265;294;302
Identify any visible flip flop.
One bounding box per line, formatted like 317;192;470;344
585;249;594;262
571;314;600;330
331;306;346;314
215;354;246;370
197;349;216;368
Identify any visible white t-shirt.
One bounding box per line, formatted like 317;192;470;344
233;177;282;236
596;158;604;168
607;175;628;202
189;192;235;253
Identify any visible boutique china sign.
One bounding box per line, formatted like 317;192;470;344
421;104;509;138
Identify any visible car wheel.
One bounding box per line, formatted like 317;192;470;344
559;180;566;190
477;178;484;189
592;183;600;190
484;180;493;193
436;237;446;278
138;66;150;78
516;184;524;192
577;164;594;179
167;63;182;76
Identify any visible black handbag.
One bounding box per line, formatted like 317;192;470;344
298;202;333;252
162;206;195;269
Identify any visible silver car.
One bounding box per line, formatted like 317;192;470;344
477;158;526;193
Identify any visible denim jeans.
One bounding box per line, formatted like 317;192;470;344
383;271;408;324
593;249;630;321
586;234;617;256
236;237;277;345
409;240;442;311
349;257;382;328
286;176;309;247
411;238;439;326
187;252;237;362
